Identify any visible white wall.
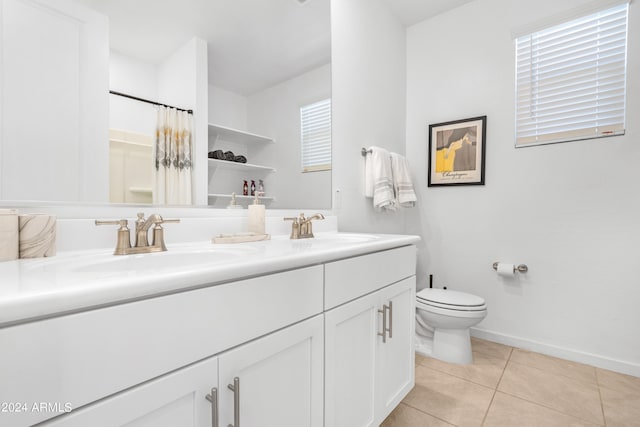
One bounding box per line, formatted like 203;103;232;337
109;51;157;137
405;0;640;375
208;85;248;130
331;0;409;233
0;0;108;203
247;64;331;209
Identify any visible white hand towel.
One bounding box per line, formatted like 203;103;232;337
367;147;396;211
391;152;417;208
364;149;374;198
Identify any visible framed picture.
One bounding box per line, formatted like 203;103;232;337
428;116;486;186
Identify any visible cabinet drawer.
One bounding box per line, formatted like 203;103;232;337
0;265;323;427
324;245;416;310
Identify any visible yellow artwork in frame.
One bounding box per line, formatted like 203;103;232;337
428;116;486;186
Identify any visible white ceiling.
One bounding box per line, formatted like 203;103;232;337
382;0;476;27
77;0;331;96
76;0;473;96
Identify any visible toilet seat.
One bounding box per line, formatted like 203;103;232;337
417;288;487;312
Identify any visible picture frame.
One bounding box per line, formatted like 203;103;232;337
428;116;486;187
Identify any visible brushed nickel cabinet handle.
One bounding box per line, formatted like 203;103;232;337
378;305;388;343
205;387;219;427
387;301;393;339
227;377;240;427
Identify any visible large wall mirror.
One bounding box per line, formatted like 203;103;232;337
0;0;331;209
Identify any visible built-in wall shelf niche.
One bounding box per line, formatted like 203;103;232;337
208;158;276;173
208;124;275;145
207;193;275;203
207;123;276;207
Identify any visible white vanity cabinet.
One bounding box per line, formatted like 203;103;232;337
217;315;324;427
324;246;416;427
41;356;219;427
0;266;323;427
42;315;324;427
0;238;419;427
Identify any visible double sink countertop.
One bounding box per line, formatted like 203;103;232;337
0;232;420;327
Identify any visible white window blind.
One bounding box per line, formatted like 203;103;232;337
301;98;331;172
515;3;628;147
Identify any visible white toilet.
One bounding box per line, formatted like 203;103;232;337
415;288;487;364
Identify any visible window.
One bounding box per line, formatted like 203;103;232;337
515;3;628;147
300;98;331;172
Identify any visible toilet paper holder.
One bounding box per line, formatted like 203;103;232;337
492;262;528;273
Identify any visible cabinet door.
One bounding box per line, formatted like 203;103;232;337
42;356;219;427
218;315;324;427
324;292;380;427
375;277;416;423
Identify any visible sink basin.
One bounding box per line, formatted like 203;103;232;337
20;244;260;276
72;248;253;273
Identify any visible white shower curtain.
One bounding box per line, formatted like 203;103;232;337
153;107;193;205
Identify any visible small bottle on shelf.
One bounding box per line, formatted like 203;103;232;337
250;180;256;196
258;179;265;196
242;180;249;196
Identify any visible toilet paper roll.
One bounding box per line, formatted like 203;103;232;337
496;263;515;277
19;214;57;258
0;209;19;262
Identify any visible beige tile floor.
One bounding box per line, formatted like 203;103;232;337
382;338;640;427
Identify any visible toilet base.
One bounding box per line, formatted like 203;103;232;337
432;327;473;364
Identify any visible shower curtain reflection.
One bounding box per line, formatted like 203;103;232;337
154;107;193;205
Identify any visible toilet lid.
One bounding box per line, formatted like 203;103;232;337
417;288;486;308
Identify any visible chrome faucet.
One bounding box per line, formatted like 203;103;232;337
284;213;325;239
96;212;180;255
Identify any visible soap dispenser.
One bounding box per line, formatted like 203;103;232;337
226;192;243;209
247;192;265;235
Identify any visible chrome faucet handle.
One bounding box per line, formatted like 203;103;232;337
95;219;132;255
284;217;300;239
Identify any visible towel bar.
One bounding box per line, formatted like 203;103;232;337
361;147;372;156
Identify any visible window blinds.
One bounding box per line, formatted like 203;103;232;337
515;3;628;147
301;98;331;172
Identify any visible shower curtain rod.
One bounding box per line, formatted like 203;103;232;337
109;90;193;114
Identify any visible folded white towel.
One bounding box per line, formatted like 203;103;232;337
366;147;396;211
364;149;374;198
391;152;417;208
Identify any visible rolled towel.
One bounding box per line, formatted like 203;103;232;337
234;155;247;163
224;151;235;161
208;150;224;159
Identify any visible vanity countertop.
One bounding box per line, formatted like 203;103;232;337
0;232;420;327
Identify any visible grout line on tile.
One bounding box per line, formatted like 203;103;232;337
481;347;513;426
596;381;607;427
505;358;601;393
491;391;605;427
418;364;497;394
510;348;599;386
400;400;457;426
418;353;510;390
471;346;513;362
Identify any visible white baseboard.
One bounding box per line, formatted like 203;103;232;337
471;328;640;378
